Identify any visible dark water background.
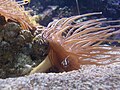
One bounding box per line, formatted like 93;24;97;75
26;0;120;39
25;0;120;41
26;0;120;25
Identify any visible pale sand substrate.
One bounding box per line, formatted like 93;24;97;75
0;62;120;90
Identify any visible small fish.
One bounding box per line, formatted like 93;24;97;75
23;0;31;3
17;0;31;5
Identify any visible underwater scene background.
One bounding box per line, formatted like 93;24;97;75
25;0;120;42
0;0;119;78
26;0;120;25
25;0;120;47
0;0;120;89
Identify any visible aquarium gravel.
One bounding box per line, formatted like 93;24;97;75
0;62;120;90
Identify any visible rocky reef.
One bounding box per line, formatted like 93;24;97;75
0;15;49;78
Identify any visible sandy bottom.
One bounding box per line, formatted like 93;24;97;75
0;62;120;90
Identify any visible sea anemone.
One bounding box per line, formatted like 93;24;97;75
30;12;120;74
0;0;33;30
